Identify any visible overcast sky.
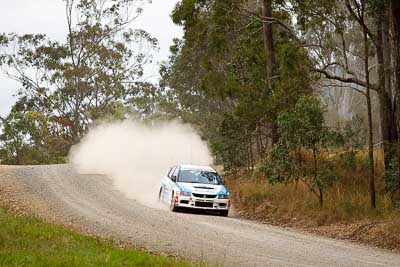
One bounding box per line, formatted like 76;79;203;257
0;0;182;116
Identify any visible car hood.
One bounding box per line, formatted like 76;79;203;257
177;182;228;195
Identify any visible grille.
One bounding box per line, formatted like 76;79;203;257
193;193;217;199
195;202;214;208
219;203;227;207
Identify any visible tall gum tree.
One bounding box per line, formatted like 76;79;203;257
391;0;400;201
0;0;157;141
262;0;279;144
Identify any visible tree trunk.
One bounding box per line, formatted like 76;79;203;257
392;1;400;110
256;124;262;156
391;0;400;202
366;92;376;209
312;147;323;207
271;115;279;144
262;0;276;79
249;135;254;171
382;14;396;141
319;188;324;208
377;13;397;170
262;0;279;145
364;22;376;209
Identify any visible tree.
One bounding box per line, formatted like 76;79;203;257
373;0;397;172
392;0;400;128
0;0;157;140
262;96;342;207
287;0;388;208
353;0;376;208
0;0;157;164
262;0;280;144
162;0;312;170
0;110;70;165
390;0;400;204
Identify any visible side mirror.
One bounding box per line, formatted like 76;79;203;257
171;175;177;182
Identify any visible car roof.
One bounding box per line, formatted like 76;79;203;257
179;164;216;172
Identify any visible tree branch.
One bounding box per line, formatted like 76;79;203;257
314;67;378;91
345;0;377;47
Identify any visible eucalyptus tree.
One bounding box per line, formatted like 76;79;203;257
0;0;157;164
392;0;400;130
0;0;157;140
287;0;398;208
162;0;311;169
262;96;342;207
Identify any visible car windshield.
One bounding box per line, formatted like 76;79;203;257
178;169;223;185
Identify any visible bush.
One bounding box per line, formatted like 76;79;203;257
262;96;342;207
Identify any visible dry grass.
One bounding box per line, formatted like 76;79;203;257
225;148;400;251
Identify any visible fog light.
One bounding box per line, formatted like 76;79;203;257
218;193;229;199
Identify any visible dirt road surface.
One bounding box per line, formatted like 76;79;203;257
1;165;399;267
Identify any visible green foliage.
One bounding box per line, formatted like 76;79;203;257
161;0;312;170
338;115;367;170
0;209;189;266
384;158;400;207
0;0;157;164
212;114;248;170
0;111;70;165
278;96;342;149
261;145;293;184
262;96;342;207
342;115;366;151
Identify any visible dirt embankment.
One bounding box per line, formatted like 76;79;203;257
1;164;400;267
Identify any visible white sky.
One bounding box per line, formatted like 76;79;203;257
0;0;182;116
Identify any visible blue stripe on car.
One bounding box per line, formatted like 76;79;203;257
217;186;228;195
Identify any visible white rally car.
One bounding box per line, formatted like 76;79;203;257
158;164;230;216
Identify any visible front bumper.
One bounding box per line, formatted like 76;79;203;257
173;195;230;210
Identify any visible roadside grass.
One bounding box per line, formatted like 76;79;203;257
0;208;190;267
228;174;396;225
225;149;400;250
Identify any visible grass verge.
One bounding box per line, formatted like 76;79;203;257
0;208;190;267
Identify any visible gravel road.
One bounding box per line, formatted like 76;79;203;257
1;164;399;267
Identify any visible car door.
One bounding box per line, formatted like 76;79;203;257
167;166;180;200
162;166;176;202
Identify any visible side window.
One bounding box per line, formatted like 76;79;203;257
173;167;180;180
168;167;176;178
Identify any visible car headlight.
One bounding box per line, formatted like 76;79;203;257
218;193;229;199
179;191;192;197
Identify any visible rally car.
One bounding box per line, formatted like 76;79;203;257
158;164;230;216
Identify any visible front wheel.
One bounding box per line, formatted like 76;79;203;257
219;210;229;217
170;192;178;212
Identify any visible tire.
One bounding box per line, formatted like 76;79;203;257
219;210;229;217
170;192;178;212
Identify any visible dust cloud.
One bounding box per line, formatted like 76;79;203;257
69;120;213;208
